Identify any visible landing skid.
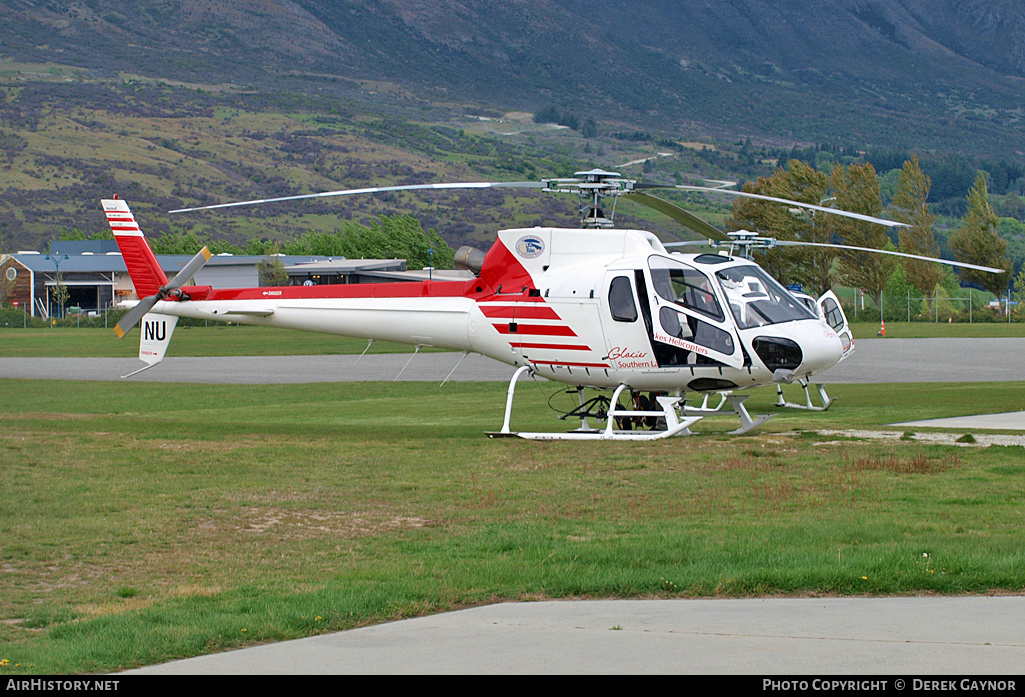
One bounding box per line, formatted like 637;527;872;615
487;368;702;441
684;392;730;415
516;384;702;441
723;394;776;435
683;391;775;435
775;379;835;411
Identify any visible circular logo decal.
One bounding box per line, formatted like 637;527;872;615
515;235;545;259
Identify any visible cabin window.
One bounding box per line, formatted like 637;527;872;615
659;306;734;355
821;296;845;332
608;276;638;322
648;257;724;322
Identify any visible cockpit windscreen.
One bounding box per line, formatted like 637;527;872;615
715;265;817;329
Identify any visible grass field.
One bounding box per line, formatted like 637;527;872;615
847;321;1025;339
0;373;1024;674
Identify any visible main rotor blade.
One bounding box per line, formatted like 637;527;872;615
624;192;731;241
774;240;1006;273
170;182;547;214
670;185;911;229
114;295;158;338
663;240;716;248
167;247;212;290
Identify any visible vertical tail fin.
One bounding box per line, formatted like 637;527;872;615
102;198;168;299
122;312;179;378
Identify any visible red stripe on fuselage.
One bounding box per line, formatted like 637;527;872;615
480;305;560;320
492;323;577;336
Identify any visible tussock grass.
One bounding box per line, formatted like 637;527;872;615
0;378;1024;673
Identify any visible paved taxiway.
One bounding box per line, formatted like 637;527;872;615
2;337;1024;384
4;336;1024;674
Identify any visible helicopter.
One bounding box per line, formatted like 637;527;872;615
103;170;1004;441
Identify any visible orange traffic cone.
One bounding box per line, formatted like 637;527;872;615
878;320;886;337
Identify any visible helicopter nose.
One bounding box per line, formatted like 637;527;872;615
796;323;844;375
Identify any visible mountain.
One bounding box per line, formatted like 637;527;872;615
3;0;1025;155
4;0;1025;261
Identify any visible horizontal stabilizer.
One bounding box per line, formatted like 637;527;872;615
222;309;275;317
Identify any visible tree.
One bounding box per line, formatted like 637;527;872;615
948;172;1013;296
728;159;836;294
1013;266;1025;318
889;156;943;310
283;215;454;270
257;252;289;286
533;106;561;124
51;270;70;319
150;231;204;255
831;162;895;312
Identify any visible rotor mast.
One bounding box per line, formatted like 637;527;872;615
544;169;631;229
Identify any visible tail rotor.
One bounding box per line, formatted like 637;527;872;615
113;246;211;338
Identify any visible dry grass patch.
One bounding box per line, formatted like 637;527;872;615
234;508;430;539
75;596;155;620
844;453;961;475
168;585;223;599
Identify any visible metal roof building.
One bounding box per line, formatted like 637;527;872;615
1;241;413;318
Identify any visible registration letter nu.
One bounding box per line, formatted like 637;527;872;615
144;320;166;342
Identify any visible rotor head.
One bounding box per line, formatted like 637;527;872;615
542;170;635;228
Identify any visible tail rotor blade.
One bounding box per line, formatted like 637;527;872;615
114;295;158;338
114;247;211;338
167;247;212;290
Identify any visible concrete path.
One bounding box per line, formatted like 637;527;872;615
894;411;1025;431
124;597;1025;675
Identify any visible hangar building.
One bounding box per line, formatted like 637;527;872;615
0;241;435;318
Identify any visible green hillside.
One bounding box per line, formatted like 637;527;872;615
5;1;1025;155
0;61;745;251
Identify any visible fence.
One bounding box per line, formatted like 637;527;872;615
834;288;1020;323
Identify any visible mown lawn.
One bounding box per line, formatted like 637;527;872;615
0;377;1023;674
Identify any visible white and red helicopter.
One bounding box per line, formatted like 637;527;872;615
103;170;1003;440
